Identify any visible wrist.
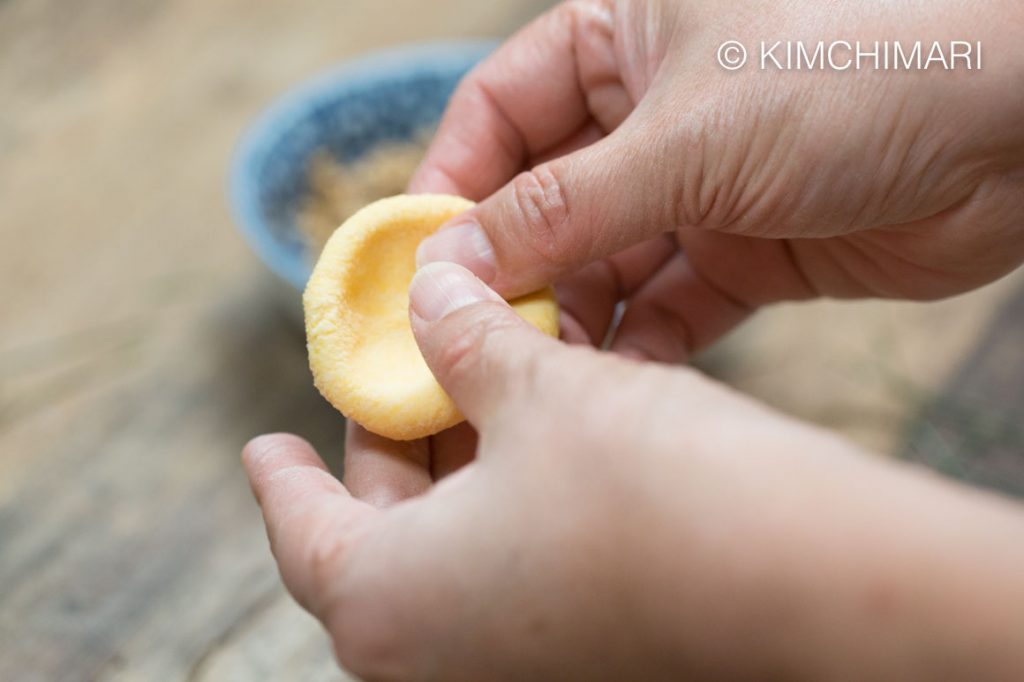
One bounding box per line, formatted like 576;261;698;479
754;455;1024;680
632;431;1024;680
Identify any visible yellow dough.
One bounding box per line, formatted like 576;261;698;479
304;194;559;440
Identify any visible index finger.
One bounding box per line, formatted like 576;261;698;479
242;433;379;618
408;0;628;198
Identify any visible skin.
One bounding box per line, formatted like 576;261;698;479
244;0;1024;678
245;263;1024;680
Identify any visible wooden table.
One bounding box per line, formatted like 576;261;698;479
1;1;1022;680
0;1;552;679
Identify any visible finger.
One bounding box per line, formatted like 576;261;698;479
556;236;677;345
611;231;818;362
429;421;478;481
530;120;637;347
408;261;566;429
242;433;378;617
414;117;613;348
415;117;681;299
557;302;595;346
555;262;619;346
342;424;431;508
408;0;628;199
610;252;753;363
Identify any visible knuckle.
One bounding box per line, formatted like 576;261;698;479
242;433;304;466
302;512;373;611
508;166;577;268
263;463;314;493
671;106;798;236
670;108;754;233
261;462;337;509
673;131;720;230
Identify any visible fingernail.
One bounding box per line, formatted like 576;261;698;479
416;219;497;283
409;262;501;322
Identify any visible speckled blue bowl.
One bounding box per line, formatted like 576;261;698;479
230;40;496;291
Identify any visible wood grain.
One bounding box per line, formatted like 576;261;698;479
901;280;1024;496
0;1;550;679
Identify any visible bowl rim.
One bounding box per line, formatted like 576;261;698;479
229;39;498;290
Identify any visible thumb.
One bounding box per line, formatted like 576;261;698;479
415;125;678;298
408;261;563;430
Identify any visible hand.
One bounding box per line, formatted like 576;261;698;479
376;0;1024;508
245;263;1024;680
412;0;1024;362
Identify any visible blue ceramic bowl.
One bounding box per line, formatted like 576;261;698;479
230;40;496;291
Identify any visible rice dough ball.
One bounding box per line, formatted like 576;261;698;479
304;194;559;440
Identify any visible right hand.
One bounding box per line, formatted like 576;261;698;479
249;263;1024;681
413;0;1024;362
